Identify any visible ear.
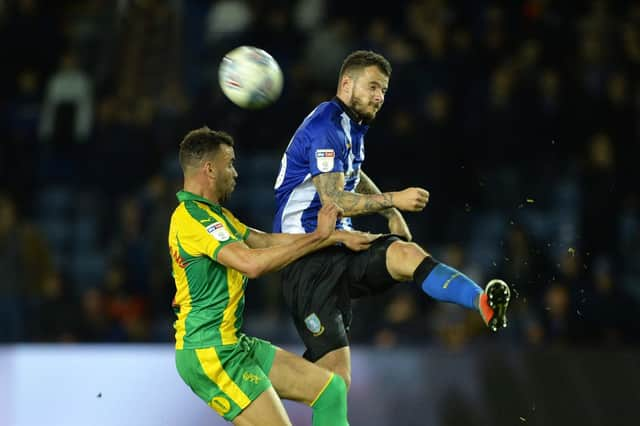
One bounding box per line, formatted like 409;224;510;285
340;74;352;94
204;160;216;178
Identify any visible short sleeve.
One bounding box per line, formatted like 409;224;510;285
178;203;243;261
308;126;345;177
220;207;250;240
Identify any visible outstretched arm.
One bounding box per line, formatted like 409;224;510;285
357;170;413;241
312;171;429;217
357;169;404;220
217;203;340;278
313;171;393;217
246;227;378;251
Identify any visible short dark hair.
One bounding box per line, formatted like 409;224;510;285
338;50;392;82
178;126;234;171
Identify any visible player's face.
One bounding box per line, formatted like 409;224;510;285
348;66;388;122
212;145;238;203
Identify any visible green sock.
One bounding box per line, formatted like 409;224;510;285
310;373;349;426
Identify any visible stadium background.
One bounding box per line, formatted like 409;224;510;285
0;0;639;425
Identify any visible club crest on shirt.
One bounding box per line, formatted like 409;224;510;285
206;222;230;241
315;149;335;173
304;313;325;336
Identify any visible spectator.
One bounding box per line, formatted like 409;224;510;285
39;51;93;146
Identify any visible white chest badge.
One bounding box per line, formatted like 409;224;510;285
315;149;335;173
206;222;230;242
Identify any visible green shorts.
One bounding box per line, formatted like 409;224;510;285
175;334;277;421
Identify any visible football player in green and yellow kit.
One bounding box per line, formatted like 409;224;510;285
169;127;376;426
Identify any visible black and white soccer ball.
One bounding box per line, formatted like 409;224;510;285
218;46;284;109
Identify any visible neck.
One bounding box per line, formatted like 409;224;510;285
183;179;219;204
335;94;362;124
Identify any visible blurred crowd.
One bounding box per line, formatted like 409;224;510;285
0;0;639;349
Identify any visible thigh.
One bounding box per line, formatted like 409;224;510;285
175;345;272;422
233;386;290;426
268;348;333;405
346;235;401;298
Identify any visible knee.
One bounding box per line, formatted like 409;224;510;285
387;241;429;281
389;241;430;262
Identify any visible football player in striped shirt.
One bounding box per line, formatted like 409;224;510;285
273;50;511;388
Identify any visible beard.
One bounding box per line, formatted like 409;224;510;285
217;178;235;203
349;94;379;123
220;185;233;203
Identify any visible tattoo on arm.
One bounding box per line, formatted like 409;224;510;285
314;172;394;216
320;172;343;199
355;170;396;219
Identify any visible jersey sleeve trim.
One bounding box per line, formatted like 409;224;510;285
212;239;241;261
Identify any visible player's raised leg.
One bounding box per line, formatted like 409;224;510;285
385;240;511;331
269;348;349;426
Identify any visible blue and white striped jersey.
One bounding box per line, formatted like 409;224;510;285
273;98;369;233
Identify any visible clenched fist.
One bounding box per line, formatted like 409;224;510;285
391;187;429;212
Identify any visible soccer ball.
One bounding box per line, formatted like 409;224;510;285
218;46;284;109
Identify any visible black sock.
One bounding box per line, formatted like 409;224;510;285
412;256;439;283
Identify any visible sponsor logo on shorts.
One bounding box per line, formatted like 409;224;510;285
242;371;261;384
211;396;231;415
304;313;325;336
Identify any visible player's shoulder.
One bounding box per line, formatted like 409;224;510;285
300;101;343;135
170;202;188;221
220;206;238;221
305;100;342;125
313;99;342;117
175;200;216;224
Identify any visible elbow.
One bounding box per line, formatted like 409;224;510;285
243;262;265;279
233;249;269;278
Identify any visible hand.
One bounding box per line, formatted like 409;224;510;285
315;202;342;239
388;213;412;241
391;187;429;212
336;230;380;251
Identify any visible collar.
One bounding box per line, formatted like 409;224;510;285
332;96;369;132
332;97;371;130
176;190;222;213
333;96;359;122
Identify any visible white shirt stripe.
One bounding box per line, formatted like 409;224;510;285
281;173;316;233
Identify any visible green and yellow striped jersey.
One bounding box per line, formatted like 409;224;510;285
168;190;250;349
